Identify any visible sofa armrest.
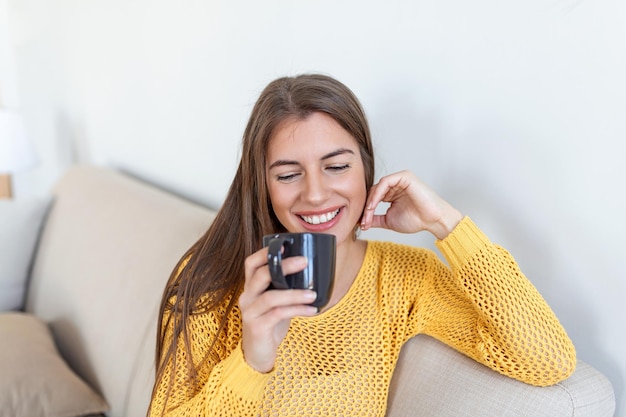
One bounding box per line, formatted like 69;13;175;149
386;334;615;417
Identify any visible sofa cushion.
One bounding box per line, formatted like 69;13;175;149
0;312;109;417
25;166;216;417
0;198;50;311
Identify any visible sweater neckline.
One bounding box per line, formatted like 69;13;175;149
296;240;373;321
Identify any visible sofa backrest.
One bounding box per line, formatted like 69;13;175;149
25;166;216;417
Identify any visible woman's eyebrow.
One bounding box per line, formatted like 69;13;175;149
321;148;355;160
268;148;356;170
268;159;300;170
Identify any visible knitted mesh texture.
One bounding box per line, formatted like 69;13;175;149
149;217;576;417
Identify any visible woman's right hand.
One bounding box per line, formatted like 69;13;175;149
239;247;318;373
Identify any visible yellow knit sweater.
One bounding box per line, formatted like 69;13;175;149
149;217;576;417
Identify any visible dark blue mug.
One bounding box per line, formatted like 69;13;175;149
262;232;336;309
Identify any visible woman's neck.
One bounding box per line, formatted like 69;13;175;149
320;238;367;312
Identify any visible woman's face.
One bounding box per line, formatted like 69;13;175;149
266;112;367;248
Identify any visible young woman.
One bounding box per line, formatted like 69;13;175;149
148;74;576;417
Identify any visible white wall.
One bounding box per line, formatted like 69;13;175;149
3;0;625;413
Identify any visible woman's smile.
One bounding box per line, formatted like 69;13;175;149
299;208;341;225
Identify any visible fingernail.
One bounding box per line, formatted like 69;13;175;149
308;306;319;314
305;290;317;301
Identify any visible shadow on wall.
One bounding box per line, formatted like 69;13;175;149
55;111;92;168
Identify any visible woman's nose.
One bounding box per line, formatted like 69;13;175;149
302;172;330;204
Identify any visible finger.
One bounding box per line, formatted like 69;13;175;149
261;255;308;292
244;247;271;284
261;289;318;312
364;180;387;211
360;203;381;231
264;303;319;322
361;178;394;230
368;213;388;230
244;255;309;301
278;255;308;275
243;289;318;320
365;173;406;208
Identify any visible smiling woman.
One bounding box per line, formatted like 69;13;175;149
266;113;367;247
147;74;576;417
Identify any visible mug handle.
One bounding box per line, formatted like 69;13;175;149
267;238;291;289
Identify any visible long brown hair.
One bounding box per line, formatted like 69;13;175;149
151;73;375;412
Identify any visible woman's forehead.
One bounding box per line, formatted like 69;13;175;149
267;113;358;162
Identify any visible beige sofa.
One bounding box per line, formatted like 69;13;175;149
0;165;616;417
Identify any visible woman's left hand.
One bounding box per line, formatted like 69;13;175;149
360;170;463;240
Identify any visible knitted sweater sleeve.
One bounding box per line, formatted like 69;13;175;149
148;302;271;417
413;216;576;386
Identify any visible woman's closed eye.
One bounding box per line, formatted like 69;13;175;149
326;163;351;173
276;172;301;183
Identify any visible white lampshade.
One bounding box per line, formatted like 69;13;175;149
0;110;37;173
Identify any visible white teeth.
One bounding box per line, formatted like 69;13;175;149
301;209;340;225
